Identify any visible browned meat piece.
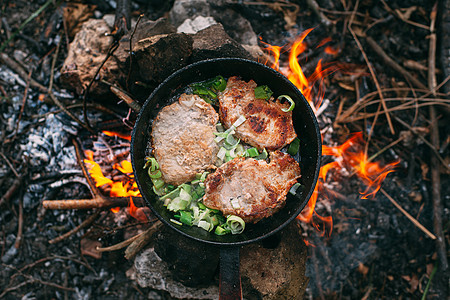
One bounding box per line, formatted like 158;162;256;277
218;76;297;151
152;93;219;186
203;151;301;223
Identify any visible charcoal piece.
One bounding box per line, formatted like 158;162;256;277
134;33;193;83
154;225;219;287
190;23;253;62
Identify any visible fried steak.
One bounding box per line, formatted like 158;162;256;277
203;151;301;223
151;93;219;186
218;76;297;151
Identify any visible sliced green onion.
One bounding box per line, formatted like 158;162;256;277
288;137;300;156
179;211;193;225
289;182;303;195
278;95;295;112
226;215;245;234
211;75;227;92
245;147;259;157
200;172;209;182
254;85;273;100
170;219;183;226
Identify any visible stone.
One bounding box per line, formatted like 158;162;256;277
59;19;114;96
178;16;217;34
190;24;253;62
169;0;258;46
240;221;309;300
60;17;176;97
133;33;193;83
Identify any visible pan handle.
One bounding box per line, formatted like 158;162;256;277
219;246;242;300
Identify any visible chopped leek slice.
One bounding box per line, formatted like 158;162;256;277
217;147;227;160
152;178;165;190
288;137;300;156
167;197;189;212
197;220;212;231
215;226;230;235
254;85;273;100
149;170;162;179
226;215;245;234
278;95;295;112
233;115;246;128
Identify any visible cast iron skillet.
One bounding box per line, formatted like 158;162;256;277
131;58;321;299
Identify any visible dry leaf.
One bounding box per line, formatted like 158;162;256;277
81;238;102;259
63;3;96;39
358;262;369;276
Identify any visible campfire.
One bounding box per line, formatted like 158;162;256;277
1;0;448;299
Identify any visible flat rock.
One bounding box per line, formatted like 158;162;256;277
190;23;253;62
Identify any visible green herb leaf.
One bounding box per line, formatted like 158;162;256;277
254;85;273;100
288;137;300;156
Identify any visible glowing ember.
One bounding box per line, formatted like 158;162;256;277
261;29;398;244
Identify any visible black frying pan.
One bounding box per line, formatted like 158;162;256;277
131;58;321;299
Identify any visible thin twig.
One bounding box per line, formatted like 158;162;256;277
48;211;100;244
14;197;23;249
0;53;48;93
96;230;146;252
0;0;53;53
82;42;120;129
13;69;32;141
348;4;395;136
380;189;436;239
428;2;448;275
0;152;20;178
124;220;163;260
394;116;450;172
365;36;427;90
127;13;144;92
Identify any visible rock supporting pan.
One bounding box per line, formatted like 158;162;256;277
131;58;321;299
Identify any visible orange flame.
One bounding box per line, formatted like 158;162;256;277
261;30;397;244
84;151;144;220
102;130;132;141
